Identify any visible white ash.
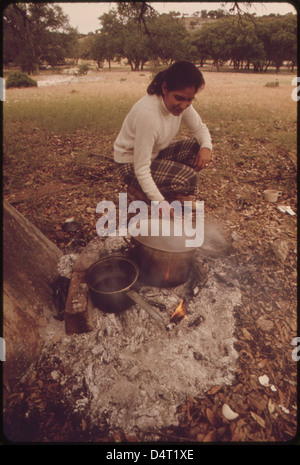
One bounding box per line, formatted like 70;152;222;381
103;235;130;254
57;253;79;279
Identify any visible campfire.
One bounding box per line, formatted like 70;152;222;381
171;298;187;323
167;299;187;330
6;225;241;441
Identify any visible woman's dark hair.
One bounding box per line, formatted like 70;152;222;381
147;61;205;96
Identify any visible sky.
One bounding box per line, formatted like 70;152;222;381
59;2;297;34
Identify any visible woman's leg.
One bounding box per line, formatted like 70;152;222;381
156;138;200;168
149;158;198;197
116;158;198;199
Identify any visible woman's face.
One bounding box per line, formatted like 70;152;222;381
162;82;197;116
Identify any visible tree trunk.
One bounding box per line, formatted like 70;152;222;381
3;201;63;393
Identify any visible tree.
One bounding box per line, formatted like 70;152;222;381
220;15;265;71
77;34;96;62
71;3;296;74
207;9;228;19
256;14;297;72
284;14;297;71
191;20;230;70
90;34;107;69
97;4;156;71
147;13;189;65
3;3;76;73
116;1;158;35
97;10;127;67
122;21;150;70
190;12;296;73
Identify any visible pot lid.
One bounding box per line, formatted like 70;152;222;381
129;218;200;252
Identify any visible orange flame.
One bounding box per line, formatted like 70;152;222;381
170;299;187;324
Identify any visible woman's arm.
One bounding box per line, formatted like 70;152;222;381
133;115;165;202
193;147;212;171
182;105;212;151
182;105;213;171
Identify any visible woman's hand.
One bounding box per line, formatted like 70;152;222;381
194;147;212;171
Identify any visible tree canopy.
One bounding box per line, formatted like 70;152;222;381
3;2;297;74
190;12;296;72
3;3;78;73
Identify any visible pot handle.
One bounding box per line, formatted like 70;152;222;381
126;289;165;327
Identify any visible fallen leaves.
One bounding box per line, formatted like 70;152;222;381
176;241;297;443
177;371;297;442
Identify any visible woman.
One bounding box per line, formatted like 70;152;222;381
114;61;212;214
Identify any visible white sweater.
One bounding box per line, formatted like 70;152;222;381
114;93;212;201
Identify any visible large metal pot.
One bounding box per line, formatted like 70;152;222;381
129;218;199;287
86;255;165;326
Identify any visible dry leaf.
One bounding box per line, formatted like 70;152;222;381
268;398;276;415
186;400;193;421
231;429;242;441
242;328;253;340
207;385;222;395
248;394;267;412
250;411;266;428
81;418;87;431
206;407;218;427
277;388;285;405
124;434;140;442
113;432;122;442
231;421;248;442
257;359;268;369
203;429;217;442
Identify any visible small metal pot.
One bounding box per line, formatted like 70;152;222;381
86;255;165;326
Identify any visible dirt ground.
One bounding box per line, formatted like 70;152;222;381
3;69;298;443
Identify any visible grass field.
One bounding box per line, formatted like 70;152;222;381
4;69;297;176
4;70;297;144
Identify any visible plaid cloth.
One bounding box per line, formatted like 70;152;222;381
116;138;200;197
